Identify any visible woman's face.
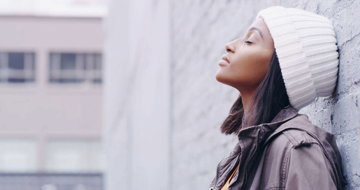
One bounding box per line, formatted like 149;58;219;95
216;16;275;91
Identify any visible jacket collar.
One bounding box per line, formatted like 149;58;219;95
213;106;299;189
237;105;298;136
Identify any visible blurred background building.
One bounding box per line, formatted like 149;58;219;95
0;0;106;189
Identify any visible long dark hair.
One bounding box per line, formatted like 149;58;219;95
220;51;290;135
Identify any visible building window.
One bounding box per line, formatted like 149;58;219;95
0;52;36;83
0;138;37;172
49;52;102;84
45;139;104;172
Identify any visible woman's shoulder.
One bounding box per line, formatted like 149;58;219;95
265;114;326;149
263;113;340;164
255;115;340;189
266;126;320;151
263;113;346;188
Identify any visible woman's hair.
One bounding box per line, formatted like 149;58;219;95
220;51;290;135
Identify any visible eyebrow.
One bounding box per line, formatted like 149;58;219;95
248;27;264;39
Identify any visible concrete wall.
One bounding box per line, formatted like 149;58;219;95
104;0;359;190
103;0;170;190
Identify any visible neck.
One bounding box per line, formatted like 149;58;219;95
238;88;257;115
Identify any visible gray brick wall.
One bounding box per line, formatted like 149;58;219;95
170;1;359;190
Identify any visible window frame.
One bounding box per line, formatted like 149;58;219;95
0;51;36;84
48;52;102;84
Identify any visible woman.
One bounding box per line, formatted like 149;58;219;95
209;6;347;190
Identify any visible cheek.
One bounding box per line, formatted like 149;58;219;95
237;53;270;83
216;49;272;88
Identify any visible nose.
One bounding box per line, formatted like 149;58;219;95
225;39;237;53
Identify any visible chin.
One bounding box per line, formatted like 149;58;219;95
215;70;230;85
215;70;224;82
215;70;241;90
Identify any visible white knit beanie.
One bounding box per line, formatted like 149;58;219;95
257;6;339;110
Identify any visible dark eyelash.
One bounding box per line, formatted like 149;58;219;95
245;40;253;44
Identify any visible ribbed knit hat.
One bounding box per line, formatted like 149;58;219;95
257;6;339;110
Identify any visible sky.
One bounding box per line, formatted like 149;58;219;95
0;0;107;17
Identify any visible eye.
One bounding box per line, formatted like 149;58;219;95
244;40;253;44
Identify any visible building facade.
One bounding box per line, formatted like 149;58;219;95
0;14;104;190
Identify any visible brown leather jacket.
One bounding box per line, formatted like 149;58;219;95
209;106;347;190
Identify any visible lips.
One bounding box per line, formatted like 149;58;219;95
218;54;230;66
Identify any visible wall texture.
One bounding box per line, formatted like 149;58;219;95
104;0;359;190
104;0;171;190
170;0;359;190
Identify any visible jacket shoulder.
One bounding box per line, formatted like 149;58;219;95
263;118;338;189
267;114;321;149
282;128;319;148
255;125;331;189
